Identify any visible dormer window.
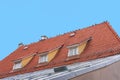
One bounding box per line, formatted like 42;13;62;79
39;54;48;63
66;38;90;61
37;47;61;66
68;46;78;57
13;60;22;70
12;54;34;70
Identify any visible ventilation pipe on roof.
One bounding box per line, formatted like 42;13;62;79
41;35;48;40
18;43;24;47
23;45;28;50
70;32;76;37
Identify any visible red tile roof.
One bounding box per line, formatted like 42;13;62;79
0;22;120;78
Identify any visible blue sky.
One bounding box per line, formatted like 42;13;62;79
0;0;120;60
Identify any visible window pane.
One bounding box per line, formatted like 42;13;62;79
68;47;78;56
13;61;22;69
40;54;48;63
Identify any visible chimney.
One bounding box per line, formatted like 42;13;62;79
41;35;48;40
18;43;24;47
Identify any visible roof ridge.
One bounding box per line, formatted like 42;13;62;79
37;21;106;42
15;21;106;48
24;24;93;46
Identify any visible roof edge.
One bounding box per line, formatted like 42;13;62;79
104;21;120;42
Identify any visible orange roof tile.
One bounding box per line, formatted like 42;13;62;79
0;21;120;78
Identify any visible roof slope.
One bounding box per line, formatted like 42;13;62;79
0;22;120;78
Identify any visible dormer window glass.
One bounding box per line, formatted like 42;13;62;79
68;46;78;57
39;54;48;63
13;60;22;70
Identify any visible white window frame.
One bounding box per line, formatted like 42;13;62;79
13;60;22;70
39;54;48;63
68;46;79;57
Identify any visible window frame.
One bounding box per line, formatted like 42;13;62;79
39;53;48;63
13;60;22;70
67;43;80;57
68;46;79;57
